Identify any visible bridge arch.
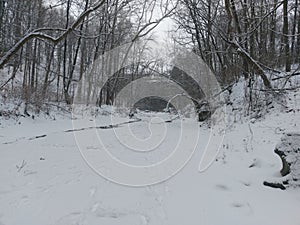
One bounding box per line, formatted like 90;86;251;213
101;67;206;108
133;96;177;113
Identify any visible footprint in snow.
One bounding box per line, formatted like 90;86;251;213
231;202;254;215
240;181;251;187
17;195;30;206
231;202;244;208
23;170;38;176
90;202;100;213
215;184;230;191
89;187;97;197
54;212;84;225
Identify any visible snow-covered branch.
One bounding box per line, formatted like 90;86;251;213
0;0;106;70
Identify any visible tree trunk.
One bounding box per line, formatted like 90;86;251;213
283;0;291;72
291;0;298;64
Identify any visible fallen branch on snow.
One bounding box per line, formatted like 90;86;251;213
64;118;142;133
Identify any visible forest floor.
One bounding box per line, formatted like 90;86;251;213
0;82;300;225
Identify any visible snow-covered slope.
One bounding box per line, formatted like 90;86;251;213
0;87;300;225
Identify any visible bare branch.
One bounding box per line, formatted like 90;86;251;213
0;0;106;70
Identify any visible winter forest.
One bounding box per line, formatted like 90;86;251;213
0;0;299;106
0;0;300;225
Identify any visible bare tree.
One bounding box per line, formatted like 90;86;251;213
283;0;291;72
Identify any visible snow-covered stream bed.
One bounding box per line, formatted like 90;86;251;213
0;104;300;225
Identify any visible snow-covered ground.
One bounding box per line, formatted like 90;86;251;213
0;88;300;225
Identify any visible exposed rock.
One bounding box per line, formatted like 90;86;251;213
274;132;300;187
263;181;286;190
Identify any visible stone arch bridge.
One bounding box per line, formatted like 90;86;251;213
99;66;211;121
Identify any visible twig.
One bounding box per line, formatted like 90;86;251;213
16;160;27;172
272;72;300;81
28;134;47;140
